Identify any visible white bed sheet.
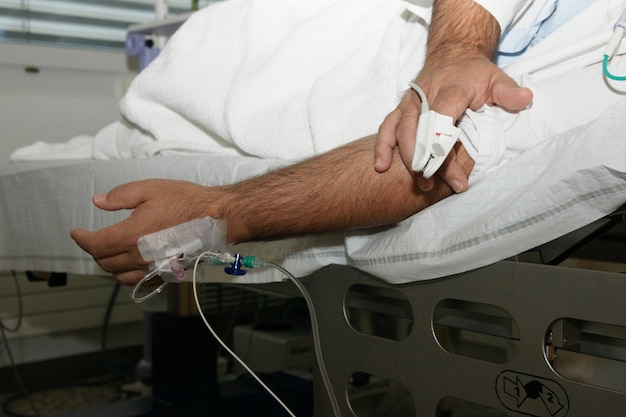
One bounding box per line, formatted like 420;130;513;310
1;99;625;284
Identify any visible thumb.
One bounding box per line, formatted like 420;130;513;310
92;180;151;211
491;78;533;111
69;227;100;256
69;227;92;243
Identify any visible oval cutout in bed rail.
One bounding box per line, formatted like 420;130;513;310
545;318;626;393
344;284;413;341
433;299;520;364
347;372;415;417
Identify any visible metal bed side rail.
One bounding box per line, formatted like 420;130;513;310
303;262;626;417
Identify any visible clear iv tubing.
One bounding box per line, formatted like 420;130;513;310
130;268;169;303
191;252;342;417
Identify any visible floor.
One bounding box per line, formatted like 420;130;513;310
0;374;516;417
0;370;510;417
0;312;514;417
0;378;129;417
0;345;146;417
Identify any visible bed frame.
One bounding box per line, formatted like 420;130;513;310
299;208;626;417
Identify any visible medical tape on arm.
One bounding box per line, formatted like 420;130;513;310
137;217;228;282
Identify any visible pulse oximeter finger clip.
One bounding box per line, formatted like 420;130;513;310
409;82;461;179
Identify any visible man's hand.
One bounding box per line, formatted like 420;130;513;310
70;179;224;285
375;54;532;191
374;0;533;192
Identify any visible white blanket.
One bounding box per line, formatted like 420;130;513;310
12;0;425;162
1;0;433;163
11;0;626;176
116;0;421;160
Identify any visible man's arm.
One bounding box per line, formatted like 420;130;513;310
222;137;470;242
70;135;473;285
375;0;532;191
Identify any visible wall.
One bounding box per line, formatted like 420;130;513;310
0;43;144;369
0;43;136;164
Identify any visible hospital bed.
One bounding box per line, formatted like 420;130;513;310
1;98;625;416
2;1;626;414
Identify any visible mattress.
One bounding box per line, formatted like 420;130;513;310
1;99;626;284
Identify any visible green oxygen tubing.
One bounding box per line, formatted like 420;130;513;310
603;8;626;81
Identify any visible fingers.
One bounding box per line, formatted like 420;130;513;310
375;111;401;173
71;225;143;265
96;248;148;275
416;143;475;193
71;181;157;276
436;143;476;193
416;175;435;192
480;69;533;112
392;109;419;171
428;86;471;123
92;180;155;211
375;90;423;175
114;270;150;287
70;224;125;260
415;157;466;194
492;83;533;111
437;149;469;193
69;227;93;253
71;226;151;286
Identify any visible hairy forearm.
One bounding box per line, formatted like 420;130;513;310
428;0;500;60
216;136;472;243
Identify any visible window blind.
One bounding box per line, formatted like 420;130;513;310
0;0;215;50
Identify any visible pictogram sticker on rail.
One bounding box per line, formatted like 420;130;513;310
496;371;569;417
